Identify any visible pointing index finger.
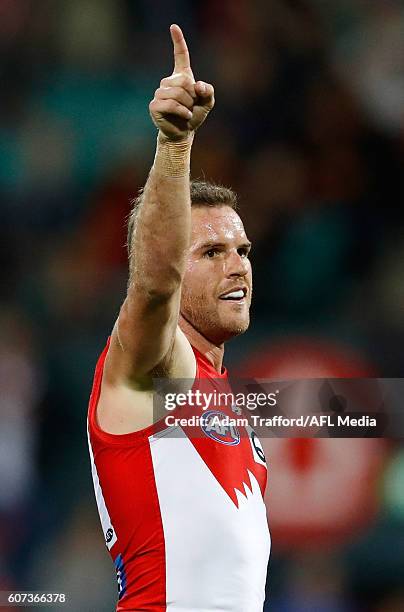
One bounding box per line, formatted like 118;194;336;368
170;24;192;75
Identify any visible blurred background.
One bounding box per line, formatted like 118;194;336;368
0;0;403;610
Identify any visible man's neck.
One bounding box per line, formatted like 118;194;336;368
179;315;224;374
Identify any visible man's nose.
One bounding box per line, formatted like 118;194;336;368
225;250;249;277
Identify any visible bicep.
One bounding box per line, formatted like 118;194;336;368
113;289;181;379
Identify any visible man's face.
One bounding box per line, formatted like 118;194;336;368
181;205;252;345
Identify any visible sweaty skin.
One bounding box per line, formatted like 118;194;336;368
181;206;252;347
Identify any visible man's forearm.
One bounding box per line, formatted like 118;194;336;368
128;132;194;297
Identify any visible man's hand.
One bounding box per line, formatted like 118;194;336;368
149;24;215;141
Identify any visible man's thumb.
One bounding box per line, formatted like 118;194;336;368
195;81;215;110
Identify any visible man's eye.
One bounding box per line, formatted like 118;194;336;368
238;248;250;258
205;249;218;258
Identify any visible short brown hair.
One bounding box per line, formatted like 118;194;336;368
126;179;238;256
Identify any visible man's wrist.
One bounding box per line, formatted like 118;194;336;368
154;132;194;178
157;130;194;145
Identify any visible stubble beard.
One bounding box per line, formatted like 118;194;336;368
181;292;250;345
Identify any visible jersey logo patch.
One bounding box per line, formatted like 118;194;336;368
201;410;240;445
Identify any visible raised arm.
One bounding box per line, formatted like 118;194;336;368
108;25;214;381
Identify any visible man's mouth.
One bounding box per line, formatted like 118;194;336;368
219;287;247;301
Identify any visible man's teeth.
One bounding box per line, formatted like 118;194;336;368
223;290;244;299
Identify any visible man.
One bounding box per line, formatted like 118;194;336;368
88;24;270;611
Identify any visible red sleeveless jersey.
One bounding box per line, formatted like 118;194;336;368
87;338;270;611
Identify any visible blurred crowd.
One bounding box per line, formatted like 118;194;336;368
0;1;403;610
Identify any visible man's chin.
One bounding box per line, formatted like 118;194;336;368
217;317;250;342
180;309;250;345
